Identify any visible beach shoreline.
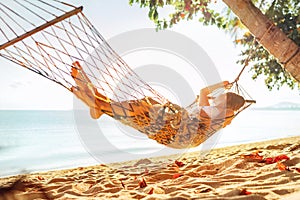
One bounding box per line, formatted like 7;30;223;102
1;136;300;199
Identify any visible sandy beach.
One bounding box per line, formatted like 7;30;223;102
0;136;300;200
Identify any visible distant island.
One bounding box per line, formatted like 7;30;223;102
253;101;300;110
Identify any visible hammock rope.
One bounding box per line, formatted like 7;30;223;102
0;0;255;149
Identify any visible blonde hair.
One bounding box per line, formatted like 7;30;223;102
225;92;245;111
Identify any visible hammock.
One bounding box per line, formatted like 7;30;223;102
0;0;255;149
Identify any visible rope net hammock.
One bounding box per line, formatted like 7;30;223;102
0;0;255;149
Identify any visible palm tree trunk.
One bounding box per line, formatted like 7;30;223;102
222;0;300;82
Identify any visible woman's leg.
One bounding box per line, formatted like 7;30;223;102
70;61;161;119
71;61;111;118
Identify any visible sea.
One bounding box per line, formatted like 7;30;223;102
0;108;299;177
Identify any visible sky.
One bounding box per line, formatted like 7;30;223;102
0;0;299;110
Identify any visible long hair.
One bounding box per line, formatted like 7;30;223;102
225;92;245;111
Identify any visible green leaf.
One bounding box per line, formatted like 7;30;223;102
148;8;155;19
158;0;164;7
129;0;300;91
153;9;159;21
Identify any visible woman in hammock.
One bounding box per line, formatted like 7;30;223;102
70;61;245;149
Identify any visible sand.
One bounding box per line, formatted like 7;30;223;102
0;136;300;200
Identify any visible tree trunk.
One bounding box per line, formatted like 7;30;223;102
222;0;300;82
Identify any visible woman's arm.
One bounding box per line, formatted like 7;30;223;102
198;81;230;106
